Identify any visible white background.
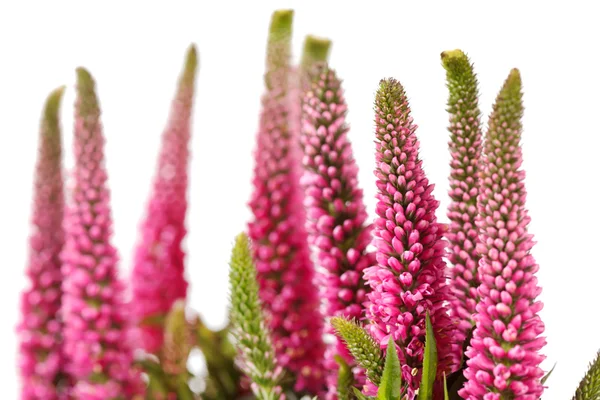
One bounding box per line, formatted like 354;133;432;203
1;1;599;398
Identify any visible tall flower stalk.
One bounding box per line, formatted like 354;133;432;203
365;78;457;396
248;9;326;394
441;49;483;346
61;68;141;399
301;63;373;398
18;87;67;400
130;45;198;354
460;69;546;400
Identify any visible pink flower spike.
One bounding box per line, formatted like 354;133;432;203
18;87;68;400
441;50;484;347
248;9;326;394
61;68;142;399
460;69;546;400
301;63;373;398
365;78;459;395
130;45;198;353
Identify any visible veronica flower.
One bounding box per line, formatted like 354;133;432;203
301;63;373;398
18;87;67;400
61;68;141;399
130;45;198;353
460;69;546;400
365;78;458;396
441;49;484;346
248;10;326;393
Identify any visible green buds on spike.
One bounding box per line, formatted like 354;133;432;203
265;9;294;91
441;50;473;77
228;233;283;400
43;86;66;133
181;43;199;86
269;9;294;40
331;317;385;386
301;35;332;69
75;67;99;117
573;351;600;400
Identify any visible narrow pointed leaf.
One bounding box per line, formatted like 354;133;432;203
377;336;402;400
353;387;371;400
444;373;449;400
335;355;354;400
417;312;438;400
541;362;556;385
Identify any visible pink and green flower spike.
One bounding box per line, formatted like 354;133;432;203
248;9;326;394
60;68;142;399
364;78;458;397
460;69;546;400
441;49;484;346
130;44;198;354
18;87;67;400
301;63;373;398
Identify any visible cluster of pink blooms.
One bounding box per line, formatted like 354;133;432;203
248;25;326;392
364;78;459;396
460;70;546;400
60;68;141;399
18;87;67;400
130;46;197;354
15;15;550;398
300;64;373;398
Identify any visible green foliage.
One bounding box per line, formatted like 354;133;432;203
137;302;200;399
573;351;600;400
353;387;371;400
161;301;195;390
228;233;283;400
541;362;556;385
417;313;438;400
335;355;355;400
195;318;243;400
443;374;449;400
331;317;385;386
377;336;402;400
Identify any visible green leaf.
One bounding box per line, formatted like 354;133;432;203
573;351;600;400
443;373;449;400
377;336;402;400
541;362;556;385
352;387;371;400
335;355;354;400
417;312;438;400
